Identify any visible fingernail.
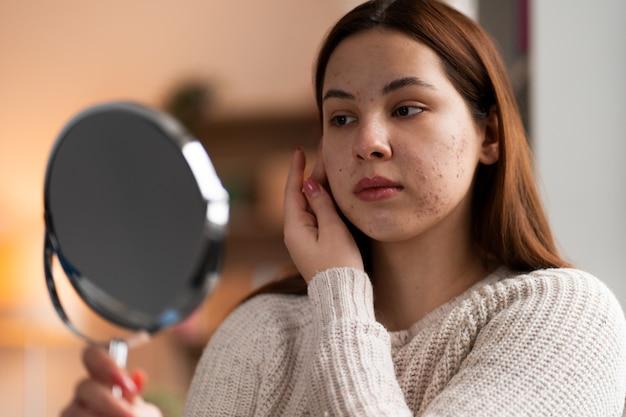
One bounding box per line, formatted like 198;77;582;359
303;178;320;197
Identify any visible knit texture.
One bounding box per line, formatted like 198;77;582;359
183;267;626;416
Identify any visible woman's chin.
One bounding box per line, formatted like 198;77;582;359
341;205;439;243
355;221;428;243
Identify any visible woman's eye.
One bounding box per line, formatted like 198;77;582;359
392;105;424;118
329;114;357;127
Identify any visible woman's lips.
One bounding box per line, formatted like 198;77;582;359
353;176;403;201
355;186;403;201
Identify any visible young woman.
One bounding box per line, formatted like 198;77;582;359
62;1;626;416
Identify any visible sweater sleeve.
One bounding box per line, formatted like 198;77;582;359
182;297;263;417
420;269;626;417
306;267;413;416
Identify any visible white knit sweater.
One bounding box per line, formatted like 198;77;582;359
183;266;626;416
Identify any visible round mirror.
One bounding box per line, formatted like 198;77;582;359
43;101;229;342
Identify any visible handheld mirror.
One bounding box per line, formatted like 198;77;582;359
43;101;229;395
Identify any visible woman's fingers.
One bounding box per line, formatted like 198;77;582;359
82;345;137;401
284;149;317;232
64;346;160;417
283;148;305;219
302;177;341;233
74;378;135;417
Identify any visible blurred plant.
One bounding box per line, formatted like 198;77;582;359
163;80;215;137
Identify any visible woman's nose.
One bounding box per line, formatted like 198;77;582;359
352;121;392;161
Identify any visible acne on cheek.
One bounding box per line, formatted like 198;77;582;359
432;134;467;181
412;162;447;218
452;134;467;179
409;135;468;217
413;190;444;217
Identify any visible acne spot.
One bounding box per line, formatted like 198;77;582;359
410;149;452;221
431;159;445;181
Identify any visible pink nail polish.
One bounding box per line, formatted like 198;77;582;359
303;178;320;196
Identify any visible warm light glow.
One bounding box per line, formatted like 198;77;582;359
0;221;78;347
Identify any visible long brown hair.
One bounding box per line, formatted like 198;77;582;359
244;0;570;302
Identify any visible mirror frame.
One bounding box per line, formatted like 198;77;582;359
43;101;229;336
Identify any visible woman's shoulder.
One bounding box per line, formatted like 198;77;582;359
468;266;625;334
210;291;312;347
450;267;626;383
492;267;620;303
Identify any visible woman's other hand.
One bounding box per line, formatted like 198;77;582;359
61;344;162;417
283;148;363;283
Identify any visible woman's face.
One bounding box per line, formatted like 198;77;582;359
321;28;496;242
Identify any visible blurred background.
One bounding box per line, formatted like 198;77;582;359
0;0;624;416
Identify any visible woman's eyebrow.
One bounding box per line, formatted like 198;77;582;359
382;76;437;94
323;76;437;102
322;89;355;102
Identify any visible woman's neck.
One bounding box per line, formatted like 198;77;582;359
370;209;493;332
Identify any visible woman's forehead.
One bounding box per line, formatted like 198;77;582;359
324;28;446;92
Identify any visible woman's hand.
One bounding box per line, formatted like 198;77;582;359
61;345;162;417
283;148;363;283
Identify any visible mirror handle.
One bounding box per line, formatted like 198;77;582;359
108;339;128;398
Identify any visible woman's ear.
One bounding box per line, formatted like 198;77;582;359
478;106;500;165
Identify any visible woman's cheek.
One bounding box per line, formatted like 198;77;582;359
325;167;348;207
408;169;448;218
405;139;466;218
